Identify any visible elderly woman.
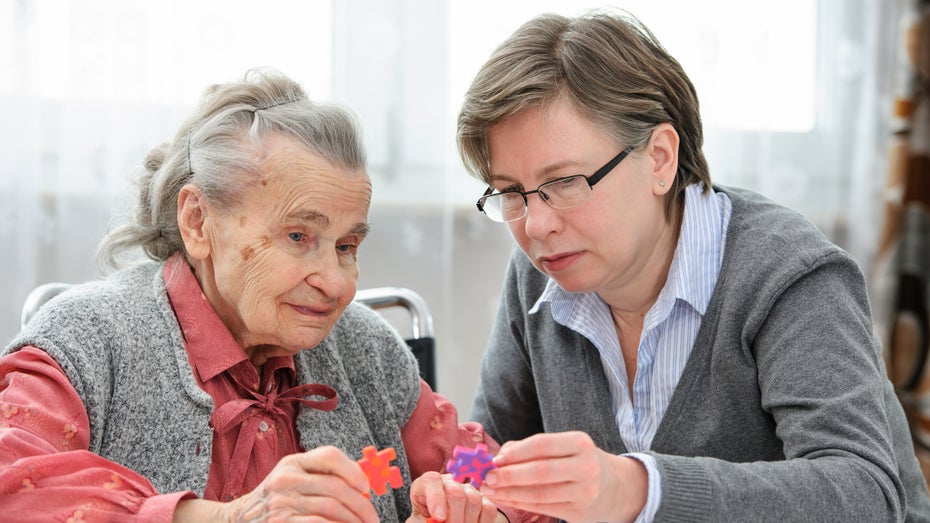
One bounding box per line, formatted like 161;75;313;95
0;69;529;523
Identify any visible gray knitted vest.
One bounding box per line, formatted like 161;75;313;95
5;262;421;521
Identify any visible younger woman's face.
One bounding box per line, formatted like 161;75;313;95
487;96;673;298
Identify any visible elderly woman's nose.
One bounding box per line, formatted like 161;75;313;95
304;253;348;298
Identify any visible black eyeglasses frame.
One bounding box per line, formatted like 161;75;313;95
476;145;635;218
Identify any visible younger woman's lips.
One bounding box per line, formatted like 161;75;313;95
539;251;582;272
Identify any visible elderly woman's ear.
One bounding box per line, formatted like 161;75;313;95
177;184;211;261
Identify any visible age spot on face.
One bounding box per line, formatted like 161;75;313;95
241;245;255;261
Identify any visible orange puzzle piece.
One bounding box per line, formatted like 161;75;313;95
357;445;404;496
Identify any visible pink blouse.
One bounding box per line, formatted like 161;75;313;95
0;260;533;522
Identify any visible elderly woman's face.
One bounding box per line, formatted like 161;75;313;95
182;134;371;360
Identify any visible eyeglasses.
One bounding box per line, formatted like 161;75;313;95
476;145;634;223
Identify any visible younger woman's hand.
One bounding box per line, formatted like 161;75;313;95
479;431;647;523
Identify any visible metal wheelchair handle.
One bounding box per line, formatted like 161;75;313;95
354;286;434;339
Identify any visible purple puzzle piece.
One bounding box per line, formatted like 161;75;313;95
445;443;496;488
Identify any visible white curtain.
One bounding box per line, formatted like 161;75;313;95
0;0;898;413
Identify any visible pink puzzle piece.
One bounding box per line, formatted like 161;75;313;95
445;443;496;488
357;445;404;496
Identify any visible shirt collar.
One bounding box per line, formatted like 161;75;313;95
163;254;296;383
663;183;724;316
530;184;724;320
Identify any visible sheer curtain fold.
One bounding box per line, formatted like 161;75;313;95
1;92;191;342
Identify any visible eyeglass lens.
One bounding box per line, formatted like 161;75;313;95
483;175;590;222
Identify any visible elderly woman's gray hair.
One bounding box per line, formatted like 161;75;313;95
97;68;366;271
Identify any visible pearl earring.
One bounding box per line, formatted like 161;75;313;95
659;180;666;187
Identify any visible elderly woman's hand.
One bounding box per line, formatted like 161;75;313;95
232;445;377;523
408;471;501;523
173;446;378;523
478;431;647;523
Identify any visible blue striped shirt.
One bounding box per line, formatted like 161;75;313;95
528;184;732;521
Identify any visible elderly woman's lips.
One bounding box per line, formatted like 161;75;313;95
289;303;331;316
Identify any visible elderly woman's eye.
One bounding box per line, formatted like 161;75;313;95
288;232;305;243
336;243;357;254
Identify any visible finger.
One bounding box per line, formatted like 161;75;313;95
462;483;484;522
477;496;499;523
286;493;375;523
285;482;379;523
443;477;469;522
417;471;450;520
234;484;377;523
266;461;372;502
483;477;576;506
494;431;591;466
295;446;371;494
487;454;589;489
483;474;584;514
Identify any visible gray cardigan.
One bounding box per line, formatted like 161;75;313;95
6;261;421;521
471;186;930;522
